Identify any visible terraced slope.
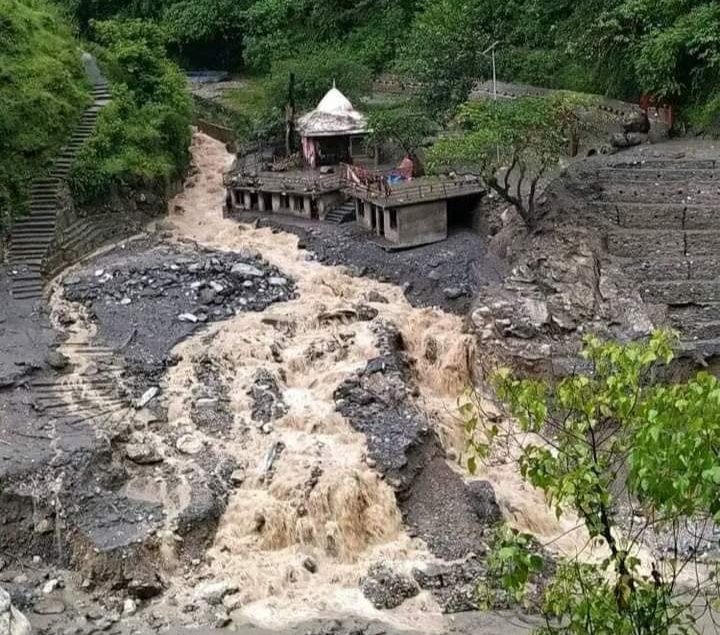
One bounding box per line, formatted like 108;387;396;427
563;143;720;353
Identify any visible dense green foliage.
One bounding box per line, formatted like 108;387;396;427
0;0;88;229
428;95;587;227
69;19;192;204
463;331;720;634
55;0;720;132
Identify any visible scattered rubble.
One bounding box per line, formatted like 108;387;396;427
360;563;419;610
61;238;296;372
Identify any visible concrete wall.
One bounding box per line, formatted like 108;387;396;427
356;200;372;231
396;200;447;247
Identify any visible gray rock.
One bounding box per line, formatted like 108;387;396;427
366;291;389;304
0;586;31;635
625;132;648;146
199;287;217;304
302;556;318;574
623;111;650;134
230;263;264;279
465;480;502;524
33;598;66;615
610;132;631;148
178;312;199;323
135;386;159;409
360;563;419;610
268;276;288;286
46;350;70;370
443;287;466;300
194;580;238;605
126;442;163;465
176;434;203;455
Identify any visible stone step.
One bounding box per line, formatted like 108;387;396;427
610;159;716;171
12;233;55;245
599;185;720;205
14;217;56;228
596;168;719;181
24;214;57;223
607;229;685;258
10;245;49;257
619;257;690;282
594;203;720;230
608;229;720;258
641;280;720;305
31;178;60;187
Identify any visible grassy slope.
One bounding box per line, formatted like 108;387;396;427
0;0;89;229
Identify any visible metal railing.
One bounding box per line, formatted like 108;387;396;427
339;163;483;204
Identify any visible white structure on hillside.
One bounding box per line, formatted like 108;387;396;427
297;83;368;168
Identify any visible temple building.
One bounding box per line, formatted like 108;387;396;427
297;83;369;167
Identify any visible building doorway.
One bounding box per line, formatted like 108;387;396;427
377;207;385;236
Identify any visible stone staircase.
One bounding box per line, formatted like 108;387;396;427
8;81;111;300
589;153;720;350
325;200;356;224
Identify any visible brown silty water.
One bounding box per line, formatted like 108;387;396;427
39;132;596;631
144;132;601;629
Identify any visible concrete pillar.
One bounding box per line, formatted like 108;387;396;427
303;196;312;217
243;191;252;210
258;193;267;212
271;194;281;211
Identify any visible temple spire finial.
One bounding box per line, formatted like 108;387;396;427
333;78;336;89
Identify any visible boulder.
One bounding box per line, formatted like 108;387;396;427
46;350;70;370
466;480;502;524
623;111;650;134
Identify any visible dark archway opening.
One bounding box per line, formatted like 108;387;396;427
447;194;483;233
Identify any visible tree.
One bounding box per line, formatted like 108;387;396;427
366;104;436;162
462;331;720;634
162;0;250;69
396;0;492;114
427;94;586;229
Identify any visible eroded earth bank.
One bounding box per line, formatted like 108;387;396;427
0;134;589;635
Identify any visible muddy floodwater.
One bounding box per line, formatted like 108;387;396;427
6;132;593;635
149;133;582;631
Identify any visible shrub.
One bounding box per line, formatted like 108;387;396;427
69;19;192;204
0;0;88;230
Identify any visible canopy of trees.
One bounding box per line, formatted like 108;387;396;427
55;0;720;132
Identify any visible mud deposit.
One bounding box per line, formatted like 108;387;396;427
0;133;571;635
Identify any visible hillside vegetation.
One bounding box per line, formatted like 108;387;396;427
57;0;720;135
0;0;88;230
69;19;192;204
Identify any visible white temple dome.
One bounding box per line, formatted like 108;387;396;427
316;86;355;115
297;84;367;138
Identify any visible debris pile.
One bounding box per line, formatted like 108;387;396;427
63;248;295;322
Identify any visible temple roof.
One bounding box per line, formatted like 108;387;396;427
297;85;368;138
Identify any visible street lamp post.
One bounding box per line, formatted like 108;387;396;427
482;41;501;162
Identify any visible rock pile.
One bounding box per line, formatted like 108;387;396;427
360;563;419;609
64;250;295;322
